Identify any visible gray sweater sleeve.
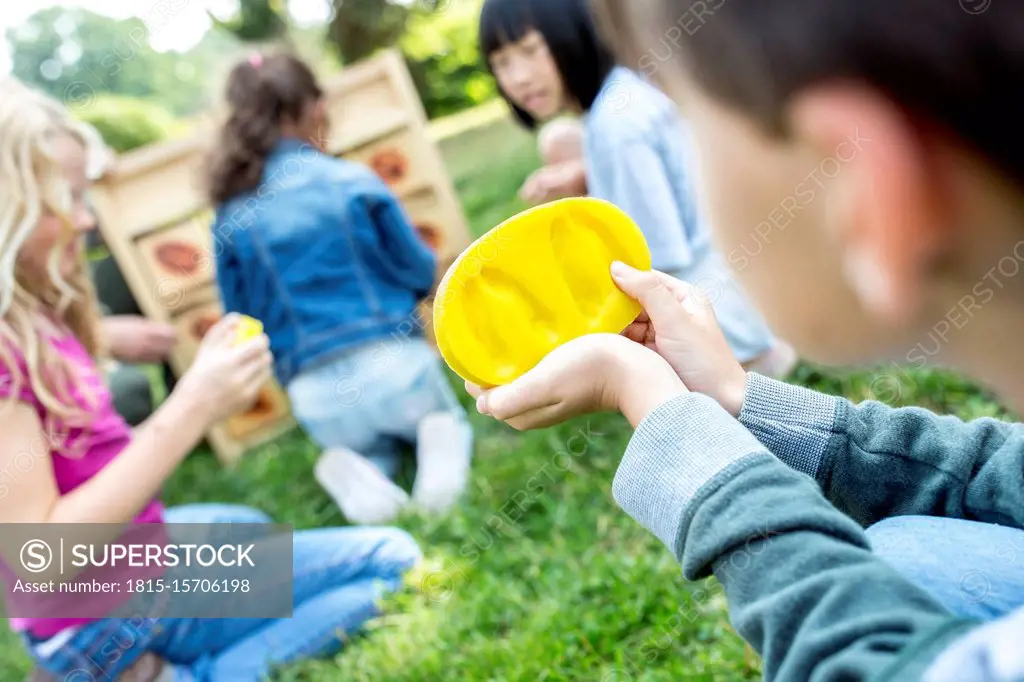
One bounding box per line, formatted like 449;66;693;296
738;373;1024;529
613;392;979;681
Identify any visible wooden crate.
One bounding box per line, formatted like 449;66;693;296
89;50;471;464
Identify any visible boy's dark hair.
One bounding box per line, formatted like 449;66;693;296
206;53;323;204
590;0;1024;187
479;0;616;129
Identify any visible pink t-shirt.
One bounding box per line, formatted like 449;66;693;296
0;331;164;638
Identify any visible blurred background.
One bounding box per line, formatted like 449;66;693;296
0;0;496;154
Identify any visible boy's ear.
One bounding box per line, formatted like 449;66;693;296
787;84;951;324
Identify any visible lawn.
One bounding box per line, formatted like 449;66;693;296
0;115;1013;681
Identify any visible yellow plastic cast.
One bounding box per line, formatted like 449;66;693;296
235;315;264;345
433;197;652;387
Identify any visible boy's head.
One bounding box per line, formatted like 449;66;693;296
538;118;584;166
591;1;1024;391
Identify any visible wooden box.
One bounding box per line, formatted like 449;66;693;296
89;50;471;464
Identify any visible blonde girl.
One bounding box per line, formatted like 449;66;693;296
0;79;420;682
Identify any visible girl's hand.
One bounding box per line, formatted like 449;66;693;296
519;161;588;205
466;334;686;430
611;262;749;417
172;314;273;426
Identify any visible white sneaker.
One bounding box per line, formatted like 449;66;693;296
411;413;472;515
314;448;410;525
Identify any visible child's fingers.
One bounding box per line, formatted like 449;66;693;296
476;374;560;422
504;403;570;431
239;342;273;379
652;271;699;305
204;314;241;348
519;173;541;200
611;262;687;326
230;334;271;367
621;321;649;344
241;362;273;398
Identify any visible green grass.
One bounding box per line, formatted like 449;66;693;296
1;116;1013;681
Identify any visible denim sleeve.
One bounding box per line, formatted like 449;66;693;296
212;217;246;316
612;392;977;682
587;138;693;273
739;373;1024;529
362;185;436;300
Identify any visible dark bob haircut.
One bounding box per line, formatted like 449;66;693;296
591;0;1024;189
479;0;616;129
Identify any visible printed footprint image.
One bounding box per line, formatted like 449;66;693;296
154;241;202;276
416;222;443;251
369;148;409;185
432;197;651;387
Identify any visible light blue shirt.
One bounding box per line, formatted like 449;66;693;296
583;66;711;274
583;67;776;362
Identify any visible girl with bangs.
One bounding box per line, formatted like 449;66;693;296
478;0;796;378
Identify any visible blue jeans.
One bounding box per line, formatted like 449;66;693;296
24;504;421;681
288;336;472;479
866;516;1024;621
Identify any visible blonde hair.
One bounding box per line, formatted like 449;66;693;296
0;78;105;430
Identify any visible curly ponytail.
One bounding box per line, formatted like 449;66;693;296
206;53;324;204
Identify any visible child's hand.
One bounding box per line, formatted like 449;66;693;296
519;162;588;205
466;334;686;430
173;314;274;426
612;262;748;417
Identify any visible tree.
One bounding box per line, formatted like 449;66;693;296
205;0;341;79
401;0;493;118
209;0;491;118
209;0;411;66
207;0;290;44
327;0;410;64
6;6;209;117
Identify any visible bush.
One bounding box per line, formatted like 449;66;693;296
400;0;497;119
75;94;177;153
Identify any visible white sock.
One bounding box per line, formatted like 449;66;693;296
315;449;410;525
412;413;472;514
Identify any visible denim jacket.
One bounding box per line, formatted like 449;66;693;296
212;138;436;386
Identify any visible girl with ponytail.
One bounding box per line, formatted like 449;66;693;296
207;53;473;525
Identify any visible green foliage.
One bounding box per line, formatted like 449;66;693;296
206;0;485;119
6;6;218;118
208;0;289;42
401;0;496;119
7;2;496;129
75;95;176;153
328;0;410;64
